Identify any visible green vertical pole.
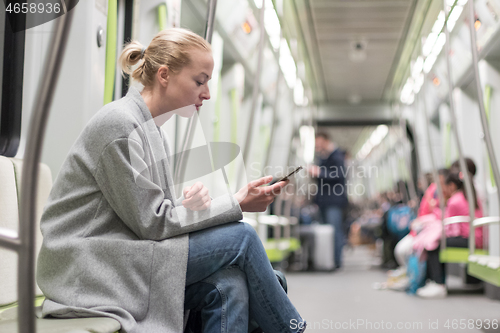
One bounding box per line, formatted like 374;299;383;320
158;3;168;30
104;0;118;105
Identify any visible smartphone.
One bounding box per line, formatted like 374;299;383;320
275;166;303;183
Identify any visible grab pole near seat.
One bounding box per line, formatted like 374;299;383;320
442;0;476;253
420;79;446;224
467;0;500;253
0;2;76;332
174;0;218;189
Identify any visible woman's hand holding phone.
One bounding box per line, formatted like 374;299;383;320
182;182;211;211
235;175;289;212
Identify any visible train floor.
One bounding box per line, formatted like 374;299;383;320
286;245;500;333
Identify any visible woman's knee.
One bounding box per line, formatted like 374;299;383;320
222;221;260;243
203;267;249;305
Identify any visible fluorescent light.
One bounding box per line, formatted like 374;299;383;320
300;126;315;163
412;56;424;78
401;2;463;105
432;11;445;33
423;54;438;73
253;0;263;9
264;0;281;50
413;73;424;93
431;33;446;57
422;32;438;57
400;77;414;102
407;93;415;105
294;79;304;105
279;38;297;89
447;5;463;30
356;125;389;160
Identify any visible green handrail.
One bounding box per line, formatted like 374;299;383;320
158;3;168;30
104;0;118;105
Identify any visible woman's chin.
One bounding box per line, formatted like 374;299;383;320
174;104;197;118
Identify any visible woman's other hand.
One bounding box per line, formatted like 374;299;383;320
182;182;211;211
234;176;289;212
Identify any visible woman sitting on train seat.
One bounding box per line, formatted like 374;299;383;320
390;168;449;287
36;28;305;333
417;158;483;299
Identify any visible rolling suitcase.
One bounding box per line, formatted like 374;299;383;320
312;224;335;271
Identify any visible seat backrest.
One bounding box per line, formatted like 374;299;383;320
0;157;53;307
0;157;21;307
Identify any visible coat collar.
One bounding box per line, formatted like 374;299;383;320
126;86;154;124
125;86;177;196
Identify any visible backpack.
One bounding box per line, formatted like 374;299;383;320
387;204;415;240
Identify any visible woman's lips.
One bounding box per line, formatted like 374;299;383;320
195;104;202;111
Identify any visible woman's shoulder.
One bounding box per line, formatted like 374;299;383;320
446;192;468;215
449;191;466;204
83;97;144;145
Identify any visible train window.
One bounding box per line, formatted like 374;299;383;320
0;5;25;157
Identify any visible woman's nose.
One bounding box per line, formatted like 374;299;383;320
201;86;210;100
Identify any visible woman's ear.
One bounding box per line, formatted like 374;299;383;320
157;66;170;87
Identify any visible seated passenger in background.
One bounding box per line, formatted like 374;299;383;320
393;168;449;278
380;181;414;270
444;159;484;249
417;158;483;299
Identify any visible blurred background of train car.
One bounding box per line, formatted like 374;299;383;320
2;0;500;332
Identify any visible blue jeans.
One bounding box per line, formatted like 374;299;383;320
185;222;305;333
320;206;344;268
185;267;249;332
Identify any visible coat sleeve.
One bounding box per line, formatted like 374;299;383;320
93;138;243;241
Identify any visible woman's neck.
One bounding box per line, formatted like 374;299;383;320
141;87;163;118
140;86;174;126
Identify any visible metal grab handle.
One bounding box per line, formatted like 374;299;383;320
0;2;76;332
473;216;500;227
443;215;470;225
399;117;419;204
238;0;266;189
263;28;283;172
467;0;500;251
442;0;477;254
0;227;20;250
173;0;217;187
420;79;446;244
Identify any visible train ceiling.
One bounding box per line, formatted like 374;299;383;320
284;0;417;105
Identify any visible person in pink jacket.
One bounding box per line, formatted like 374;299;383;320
417;158;483;299
444;172;483;248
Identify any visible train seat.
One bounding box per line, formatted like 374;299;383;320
468;217;500;287
439;216;486;263
0;156;120;333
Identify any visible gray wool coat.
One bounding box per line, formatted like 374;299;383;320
36;86;243;333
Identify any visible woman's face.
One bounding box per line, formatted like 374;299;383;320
443;182;457;199
163;48;214;116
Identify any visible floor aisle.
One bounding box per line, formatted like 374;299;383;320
286;246;500;332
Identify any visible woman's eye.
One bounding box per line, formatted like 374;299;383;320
196;81;203;86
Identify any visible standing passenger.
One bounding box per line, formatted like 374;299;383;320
308;132;348;269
